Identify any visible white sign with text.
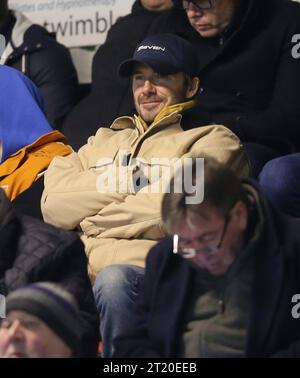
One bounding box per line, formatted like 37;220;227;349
8;0;135;47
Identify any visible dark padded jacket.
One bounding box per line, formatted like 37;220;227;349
0;10;79;130
0;190;99;357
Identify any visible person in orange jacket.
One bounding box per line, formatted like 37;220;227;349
0;65;72;203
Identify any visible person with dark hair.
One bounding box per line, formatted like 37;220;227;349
62;0;174;150
114;157;300;358
42;33;248;357
0;189;99;357
0;0;79;130
0;283;83;358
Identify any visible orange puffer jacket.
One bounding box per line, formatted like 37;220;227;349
0;130;72;201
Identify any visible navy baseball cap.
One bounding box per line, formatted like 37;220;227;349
118;33;198;78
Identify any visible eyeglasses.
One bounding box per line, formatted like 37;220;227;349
173;214;230;258
182;0;217;11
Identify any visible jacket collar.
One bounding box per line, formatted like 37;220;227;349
219;0;276;49
0;10;32;64
153;99;196;123
110;100;197;132
0;10;56;64
137;99;196;131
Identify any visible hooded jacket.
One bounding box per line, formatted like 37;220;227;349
114;179;300;358
42;101;249;283
0;10;79;129
0;189;99;357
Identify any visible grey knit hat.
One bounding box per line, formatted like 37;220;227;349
6;282;82;357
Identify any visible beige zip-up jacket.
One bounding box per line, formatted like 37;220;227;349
41;105;249;282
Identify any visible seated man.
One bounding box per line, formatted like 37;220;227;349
41;33;249;357
114;157;300;358
0;0;78;129
0;189;99;357
0;283;83;358
62;0;174;150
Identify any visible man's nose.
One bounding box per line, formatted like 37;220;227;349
8;320;24;340
142;80;156;94
187;7;205;17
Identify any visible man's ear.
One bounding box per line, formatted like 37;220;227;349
186;77;200;99
232;200;248;232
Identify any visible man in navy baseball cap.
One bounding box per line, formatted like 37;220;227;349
118;33;200;124
119;33;198;78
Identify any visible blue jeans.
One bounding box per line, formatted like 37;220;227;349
259;153;300;217
93;264;145;357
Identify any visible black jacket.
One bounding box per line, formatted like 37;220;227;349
62;0;172;150
151;0;300;152
1;11;79;130
114;180;300;358
0;190;99;357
